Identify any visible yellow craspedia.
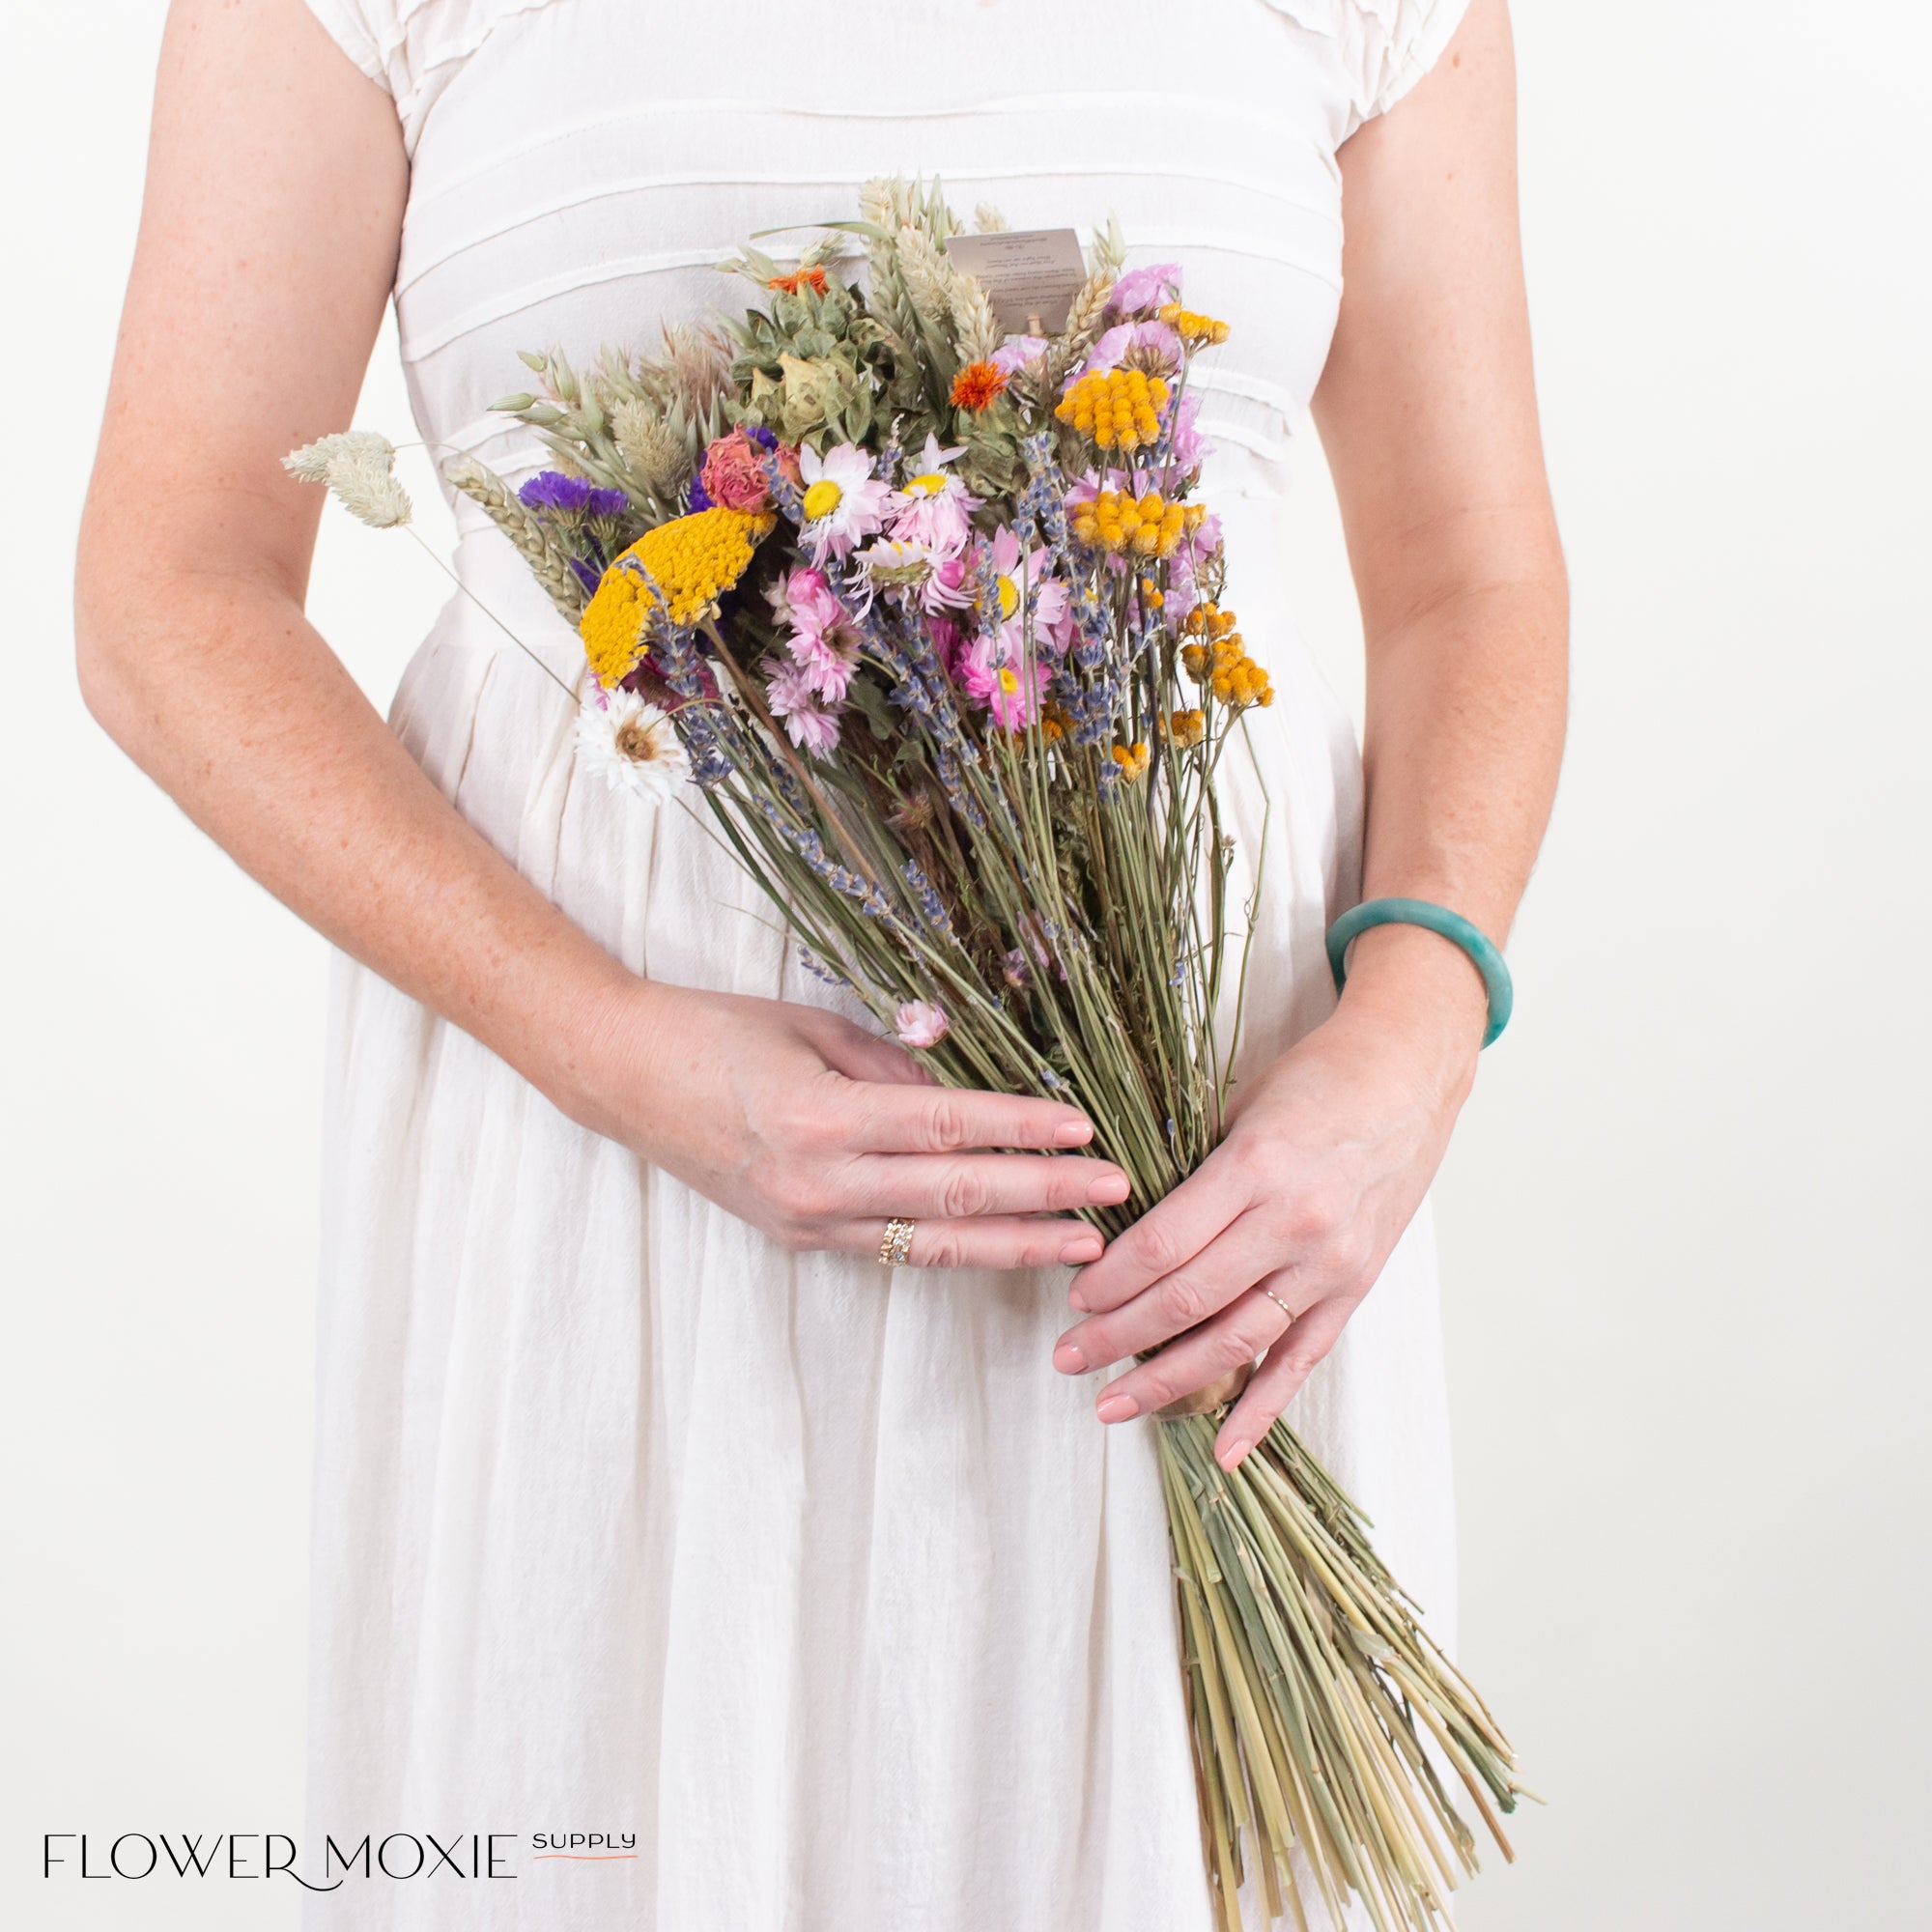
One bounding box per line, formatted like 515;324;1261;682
579;506;776;687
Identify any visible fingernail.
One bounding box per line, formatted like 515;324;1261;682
1066;1284;1091;1310
1217;1437;1252;1471
1060;1237;1101;1268
1087;1172;1130;1204
1053;1342;1088;1375
1054;1120;1094;1147
1096;1391;1139;1423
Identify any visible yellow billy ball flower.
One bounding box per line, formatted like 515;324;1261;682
1056;368;1171;452
1198;626;1273;712
1157;302;1232;351
579;506;776;687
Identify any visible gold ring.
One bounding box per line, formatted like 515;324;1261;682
1260;1287;1294;1324
879;1217;917;1267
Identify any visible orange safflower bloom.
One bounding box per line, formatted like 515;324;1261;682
767;265;829;297
950;359;1009;411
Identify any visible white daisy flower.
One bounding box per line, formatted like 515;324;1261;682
796;442;890;563
574;691;692;804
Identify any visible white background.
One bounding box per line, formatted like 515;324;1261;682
4;3;1928;1927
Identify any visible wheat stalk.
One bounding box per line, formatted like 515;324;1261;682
442;457;586;619
952;273;1005;363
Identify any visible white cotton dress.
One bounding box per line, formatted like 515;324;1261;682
297;2;1471;1927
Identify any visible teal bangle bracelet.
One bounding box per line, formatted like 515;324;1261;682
1325;897;1514;1048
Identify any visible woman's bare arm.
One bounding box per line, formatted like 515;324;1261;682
77;0;640;1113
1054;0;1569;1457
1318;0;1568;1030
78;0;1125;1267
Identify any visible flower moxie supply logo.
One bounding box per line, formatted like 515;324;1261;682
531;1833;639;1861
43;1833;521;1892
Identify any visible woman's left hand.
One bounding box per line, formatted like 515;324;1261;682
1050;930;1488;1469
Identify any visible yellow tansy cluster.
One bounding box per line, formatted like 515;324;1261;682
1166;707;1207;749
1157;302;1231;351
1110;740;1151;781
579;507;775;687
1055;367;1170;451
1180;602;1273;709
1070;488;1207;558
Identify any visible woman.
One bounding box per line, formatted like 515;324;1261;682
77;0;1565;1924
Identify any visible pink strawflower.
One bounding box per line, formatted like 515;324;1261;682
959;649;1051;731
767;564;864;700
765;562;827;629
980;526;1069;661
895;1000;950;1049
928;615;969;679
797;442;890;563
789;611;863;701
763;657;844;757
922;553;974;614
884;434;980;557
697;428;776;513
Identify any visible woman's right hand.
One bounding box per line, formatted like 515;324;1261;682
569;980;1128;1270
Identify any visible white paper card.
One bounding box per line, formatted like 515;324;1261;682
943;228;1089;335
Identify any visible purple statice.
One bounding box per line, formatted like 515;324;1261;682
567;556;602;597
686;470;715;513
585;486;630;518
519;469;596;512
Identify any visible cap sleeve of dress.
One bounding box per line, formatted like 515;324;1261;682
296;0;570;150
297;0;397;93
1359;0;1472;122
1255;0;1472;141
